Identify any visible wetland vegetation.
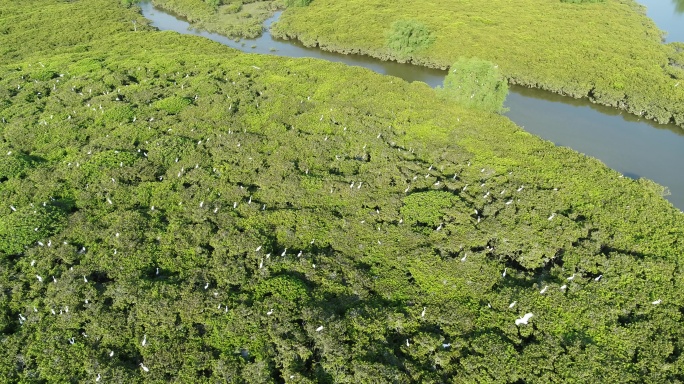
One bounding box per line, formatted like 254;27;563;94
272;0;684;127
2;0;684;382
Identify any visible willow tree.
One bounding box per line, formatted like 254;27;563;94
439;57;509;114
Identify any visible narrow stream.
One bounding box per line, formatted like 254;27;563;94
636;0;684;43
139;2;684;210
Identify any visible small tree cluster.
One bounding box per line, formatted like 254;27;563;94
386;19;435;60
439;57;509;114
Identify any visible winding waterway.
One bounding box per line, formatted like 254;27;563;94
139;2;684;210
636;0;684;43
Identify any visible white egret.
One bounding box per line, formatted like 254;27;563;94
421;307;426;318
539;286;548;294
515;313;534;326
652;299;662;305
509;301;517;309
594;275;602;281
140;363;149;372
315;326;324;332
142;334;147;347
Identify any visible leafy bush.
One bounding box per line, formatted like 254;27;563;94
0;153;31;180
386;19;434;59
154;96;192;115
222;1;242;14
286;0;312;7
438;57;509;113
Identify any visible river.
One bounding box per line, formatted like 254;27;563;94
139;2;684;210
636;0;684;43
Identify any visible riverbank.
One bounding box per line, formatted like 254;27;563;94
271;0;684;128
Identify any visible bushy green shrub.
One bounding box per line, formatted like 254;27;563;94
439;57;509;114
154;96;191;115
222;1;242;14
386;19;434;59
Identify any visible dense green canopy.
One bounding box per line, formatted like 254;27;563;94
1;0;684;382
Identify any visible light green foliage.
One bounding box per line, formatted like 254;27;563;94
154;95;192;115
439;57;509;113
273;0;684;127
561;0;605;3
401;191;456;227
152;0;284;38
386;19;435;60
1;0;684;382
286;0;311;6
223;1;242;13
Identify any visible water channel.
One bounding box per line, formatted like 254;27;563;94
139;2;684;210
637;0;684;43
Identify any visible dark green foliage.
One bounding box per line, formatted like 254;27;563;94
1;0;683;382
386;19;435;60
0;153;33;180
0;204;67;255
439;57;509;114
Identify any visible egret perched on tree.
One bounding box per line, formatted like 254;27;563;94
515;313;534;326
